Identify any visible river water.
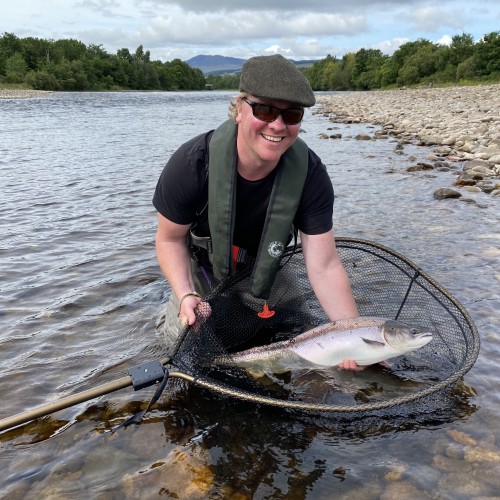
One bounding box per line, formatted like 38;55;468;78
0;91;498;498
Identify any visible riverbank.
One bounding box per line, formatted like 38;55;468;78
316;84;500;197
0;89;52;99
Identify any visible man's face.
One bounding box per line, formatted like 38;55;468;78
236;95;302;168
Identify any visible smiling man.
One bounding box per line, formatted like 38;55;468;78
153;54;359;368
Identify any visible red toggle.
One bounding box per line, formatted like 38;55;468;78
258;303;275;319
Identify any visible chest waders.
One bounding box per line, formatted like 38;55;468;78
208;119;308;300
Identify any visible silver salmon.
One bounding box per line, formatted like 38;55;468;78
227;317;433;373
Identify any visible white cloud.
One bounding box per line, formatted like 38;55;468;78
437;35;453;46
2;0;497;61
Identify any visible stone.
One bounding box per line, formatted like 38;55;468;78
434;188;462;200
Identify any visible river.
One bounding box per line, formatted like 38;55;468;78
0;90;498;498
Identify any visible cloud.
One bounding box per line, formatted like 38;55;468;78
403;5;466;32
4;0;497;62
436;34;453;46
138;10;367;46
138;0;424;14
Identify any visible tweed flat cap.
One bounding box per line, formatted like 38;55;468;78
240;54;315;107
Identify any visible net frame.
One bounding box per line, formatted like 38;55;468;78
166;238;480;413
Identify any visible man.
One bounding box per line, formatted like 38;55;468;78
153;54;360;369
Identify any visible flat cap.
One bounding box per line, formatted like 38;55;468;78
240;54;315;108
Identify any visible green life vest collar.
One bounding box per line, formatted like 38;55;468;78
208;119;308;299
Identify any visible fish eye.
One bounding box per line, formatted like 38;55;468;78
410;328;419;335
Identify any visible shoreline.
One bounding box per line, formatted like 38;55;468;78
0;89;53;99
316;84;500;197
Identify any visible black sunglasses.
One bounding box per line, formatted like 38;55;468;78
242;97;304;125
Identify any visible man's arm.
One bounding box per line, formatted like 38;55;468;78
300;229;359;321
155;213;201;326
301;229;361;370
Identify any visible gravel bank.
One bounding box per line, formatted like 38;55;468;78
0;89;53;99
316;84;500;197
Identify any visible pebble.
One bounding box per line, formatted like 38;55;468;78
316;85;500;197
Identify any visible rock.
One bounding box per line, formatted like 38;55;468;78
446;429;478;446
438;472;486;497
380;480;426;500
488;154;500;163
316;84;500;193
434;188;462;200
453;178;477;187
465;445;500;463
408;163;434;172
355;134;372;140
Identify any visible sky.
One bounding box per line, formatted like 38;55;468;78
3;0;499;62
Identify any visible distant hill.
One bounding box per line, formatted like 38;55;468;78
186;54;317;75
186;55;246;75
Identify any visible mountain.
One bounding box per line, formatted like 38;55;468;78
186;54;317;75
186;55;246;75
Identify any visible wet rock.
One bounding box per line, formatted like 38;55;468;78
407;163;434;172
433;453;473;473
355;134;372;140
446;428;478;446
384;463;407;481
465;445;500;463
438;472;486;497
433;188;462;200
453;178;477;187
380;480;428;500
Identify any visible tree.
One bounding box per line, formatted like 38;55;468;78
4;52;27;82
351;48;387;89
449;33;475;66
396;40;437;85
473;31;500;77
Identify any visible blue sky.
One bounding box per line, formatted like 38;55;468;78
3;0;499;61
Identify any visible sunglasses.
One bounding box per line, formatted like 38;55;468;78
242;97;304;126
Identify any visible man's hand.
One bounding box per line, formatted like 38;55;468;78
179;298;211;329
337;360;366;371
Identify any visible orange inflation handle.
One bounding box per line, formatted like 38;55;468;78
258;303;275;319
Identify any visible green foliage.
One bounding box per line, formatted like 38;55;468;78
0;32;207;91
205;73;240;90
2;29;499;93
305;31;500;91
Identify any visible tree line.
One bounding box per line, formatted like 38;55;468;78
303;31;500;91
0;33;206;91
1;31;499;92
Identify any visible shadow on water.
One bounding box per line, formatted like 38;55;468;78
0;373;477;498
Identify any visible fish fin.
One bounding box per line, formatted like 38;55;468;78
362;338;385;348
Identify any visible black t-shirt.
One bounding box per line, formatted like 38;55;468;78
153;130;334;256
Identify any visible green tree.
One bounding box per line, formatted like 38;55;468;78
0;32;22;74
25;69;59;90
449;33;475;66
4;52;27;82
396;40;436;85
329;53;355;90
352;48;387;89
473;31;500;77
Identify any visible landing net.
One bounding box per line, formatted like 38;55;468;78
166;238;479;413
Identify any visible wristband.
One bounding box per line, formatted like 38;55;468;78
177;291;202;315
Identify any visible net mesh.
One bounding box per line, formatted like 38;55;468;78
166;238;479;413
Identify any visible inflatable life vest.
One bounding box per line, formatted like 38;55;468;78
208;119;308;299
